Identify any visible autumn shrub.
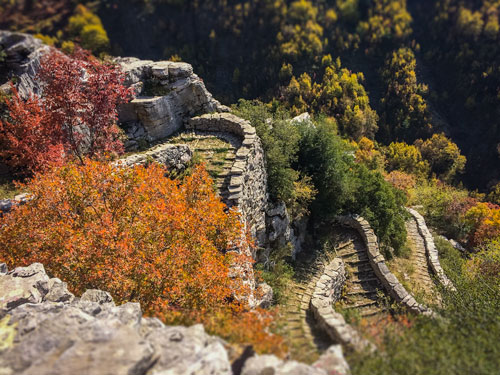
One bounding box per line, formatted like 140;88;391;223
0;160;283;354
465;239;500;283
415;133;466;183
384;170;416;195
408;179;477;240
353;136;386;172
0;48;131;174
464;202;500;247
384;141;429;177
0;85;65;173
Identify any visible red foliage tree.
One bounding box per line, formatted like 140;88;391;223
0;85;65;173
0;47;132;173
37;47;132;161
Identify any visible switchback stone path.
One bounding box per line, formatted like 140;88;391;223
335;228;387;319
281;226;393;362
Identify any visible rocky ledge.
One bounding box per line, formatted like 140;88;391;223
0;263;350;375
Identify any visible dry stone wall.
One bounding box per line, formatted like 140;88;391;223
187;113;268;248
115;143;193;170
337;215;433;316
406;208;455;290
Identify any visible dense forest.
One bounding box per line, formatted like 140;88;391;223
2;0;498;192
1;1;500;374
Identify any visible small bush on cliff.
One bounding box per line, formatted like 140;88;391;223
0;160;284;354
0;48;131;174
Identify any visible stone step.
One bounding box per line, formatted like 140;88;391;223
359;306;385;317
345;299;378;309
342;253;369;264
349;275;380;284
346;289;379;297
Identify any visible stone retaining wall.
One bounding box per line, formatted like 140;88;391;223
337;215;432;316
187;113;268;248
309;258;373;352
406;208;455;290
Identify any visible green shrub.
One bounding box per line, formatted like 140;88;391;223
232;100;301;206
297;119;408;254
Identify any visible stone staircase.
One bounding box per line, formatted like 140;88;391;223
405;215;439;300
281;254;335;363
169;131;239;200
335;228;387;320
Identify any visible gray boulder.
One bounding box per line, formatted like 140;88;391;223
241;355;327;375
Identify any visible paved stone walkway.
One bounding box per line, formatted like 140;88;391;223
405;216;439;302
406;217;435;288
281;253;335;363
335;228;387;319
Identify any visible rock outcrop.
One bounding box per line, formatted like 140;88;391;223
0;263;349;375
0;31;50;98
115;143;193;170
116;57;228;149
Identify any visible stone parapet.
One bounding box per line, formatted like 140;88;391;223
187;113;268;248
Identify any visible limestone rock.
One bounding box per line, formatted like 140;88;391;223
255;282;274;308
0;31;50;98
115;143;193;171
0;263;49;316
313;345;351;375
241;354;327;375
0;263;232;375
116;57;226;145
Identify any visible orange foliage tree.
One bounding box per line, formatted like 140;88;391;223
0;161;283;354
